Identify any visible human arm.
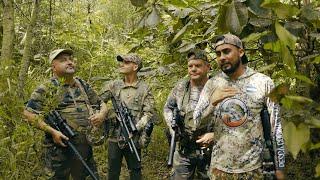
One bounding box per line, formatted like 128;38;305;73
266;81;285;179
136;88;157;131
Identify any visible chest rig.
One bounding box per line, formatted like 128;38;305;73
112;80;149;125
50;77;93;131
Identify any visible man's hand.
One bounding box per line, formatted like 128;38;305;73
196;132;214;147
275;170;285;180
51;130;69;147
210;86;239;106
88;113;106;127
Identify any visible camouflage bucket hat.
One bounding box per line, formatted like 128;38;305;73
49;49;73;64
116;53;143;71
214;33;243;50
187;49;208;62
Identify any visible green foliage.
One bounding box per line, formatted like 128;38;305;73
0;0;320;178
283;122;310;159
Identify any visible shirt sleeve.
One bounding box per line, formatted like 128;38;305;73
137;88;157;130
25;84;48;114
163;85;178;128
99;81;114;103
266;80;286;170
193;79;217;127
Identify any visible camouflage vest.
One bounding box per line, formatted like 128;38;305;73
107;80;150;142
178;79;207;134
50;77;93;132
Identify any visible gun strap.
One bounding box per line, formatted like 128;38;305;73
74;78;94;115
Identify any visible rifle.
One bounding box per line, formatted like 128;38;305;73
261;105;276;180
110;95;141;162
47;111;99;180
167;99;184;167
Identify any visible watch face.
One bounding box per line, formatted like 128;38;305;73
218;97;248;127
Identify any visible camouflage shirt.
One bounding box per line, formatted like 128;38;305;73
164;78;213;138
25;77;101;133
194;67;285;173
100;79;156;142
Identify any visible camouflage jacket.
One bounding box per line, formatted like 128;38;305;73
194;67;285;173
25;77;101;138
163;78;213;145
100;79;156;142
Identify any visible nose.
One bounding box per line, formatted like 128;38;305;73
66;58;74;65
218;53;227;63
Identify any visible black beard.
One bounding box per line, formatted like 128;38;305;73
221;58;241;75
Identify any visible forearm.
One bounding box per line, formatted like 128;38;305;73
273;105;285;170
23;109;57;135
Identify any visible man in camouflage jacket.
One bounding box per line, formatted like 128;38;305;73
164;50;213;180
90;53;157;180
194;34;285;179
23;49;100;179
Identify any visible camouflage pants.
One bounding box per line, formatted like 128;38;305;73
107;141;142;180
210;168;263;180
170;150;210;180
44;134;98;180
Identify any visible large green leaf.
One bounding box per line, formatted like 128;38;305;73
283;122;310;159
145;6;161;27
177;41;195;53
275;22;297;50
130;0;148;7
292;74;314;85
246;0;270;16
285;95;313;104
263;40;281;52
163;0;188;8
310;142;320;150
262;1;299;19
217;0;248;35
171;21;191;44
312;56;320;64
242;31;270;43
316;163;320;178
249;17;272;27
280;43;296;71
306;117;320;128
301;4;320;22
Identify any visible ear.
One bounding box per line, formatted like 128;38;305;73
206;62;211;71
239;48;245;57
133;64;139;72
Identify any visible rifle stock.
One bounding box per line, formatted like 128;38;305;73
48;111;99;180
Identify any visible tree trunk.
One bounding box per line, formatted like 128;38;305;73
0;0;15;66
17;0;40;98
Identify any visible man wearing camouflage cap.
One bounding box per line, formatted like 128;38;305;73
164;49;213;179
23;49;100;179
90;53;157;180
194;33;285;179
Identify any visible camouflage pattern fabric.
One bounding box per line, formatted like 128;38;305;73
100;79;156;180
25;77;100;179
100;79;156;147
194;67;285;175
210;168;263;180
164;78;213;180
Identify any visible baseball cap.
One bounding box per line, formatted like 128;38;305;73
213;33;243;50
187;49;208;62
116;53;143;71
214;34;248;64
49;49;73;64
